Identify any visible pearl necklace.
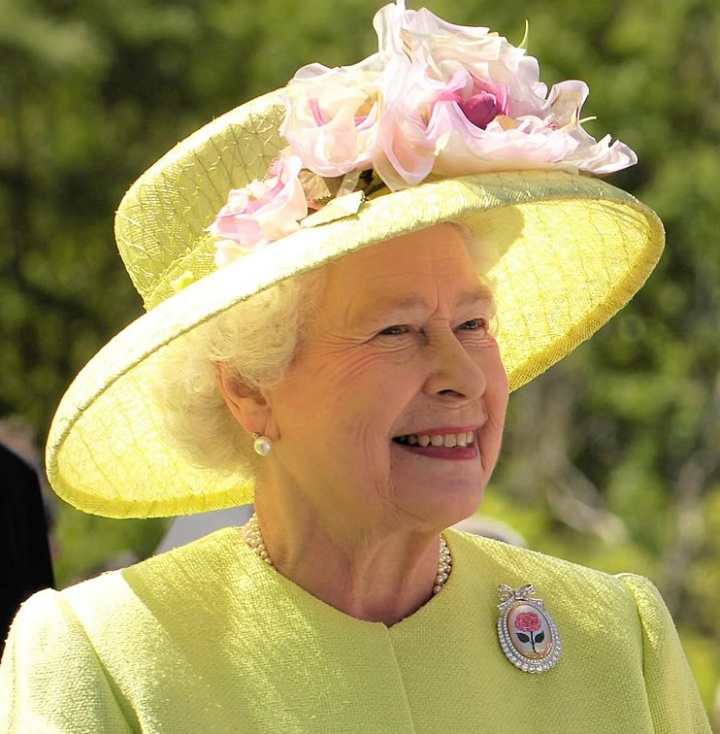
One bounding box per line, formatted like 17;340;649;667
241;513;453;595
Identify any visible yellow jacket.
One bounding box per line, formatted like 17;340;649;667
0;528;711;732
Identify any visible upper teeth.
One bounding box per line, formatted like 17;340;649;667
397;431;474;448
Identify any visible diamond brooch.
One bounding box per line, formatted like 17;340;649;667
497;584;562;673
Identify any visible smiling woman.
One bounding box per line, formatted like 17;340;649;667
212;225;509;622
0;1;711;732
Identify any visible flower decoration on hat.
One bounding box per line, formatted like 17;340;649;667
209;0;637;266
209;155;309;266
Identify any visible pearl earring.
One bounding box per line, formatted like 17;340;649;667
252;432;273;456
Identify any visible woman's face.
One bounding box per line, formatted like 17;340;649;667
260;223;509;534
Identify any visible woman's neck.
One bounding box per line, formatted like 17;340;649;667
246;500;449;626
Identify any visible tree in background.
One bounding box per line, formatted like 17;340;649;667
1;0;718;720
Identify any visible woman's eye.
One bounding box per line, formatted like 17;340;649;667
378;325;409;336
457;318;487;332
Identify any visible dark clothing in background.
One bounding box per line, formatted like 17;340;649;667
0;442;55;655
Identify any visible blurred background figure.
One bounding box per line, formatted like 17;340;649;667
155;505;254;554
0;423;55;655
453;514;526;546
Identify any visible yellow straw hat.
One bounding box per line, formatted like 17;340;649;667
46;2;663;518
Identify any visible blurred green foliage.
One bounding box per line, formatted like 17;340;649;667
1;0;719;724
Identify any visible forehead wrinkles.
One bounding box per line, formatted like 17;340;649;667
319;224;484;326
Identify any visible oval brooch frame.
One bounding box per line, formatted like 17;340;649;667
497;584;562;673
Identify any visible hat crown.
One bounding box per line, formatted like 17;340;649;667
115;93;286;311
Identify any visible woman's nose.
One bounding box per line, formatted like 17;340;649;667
422;330;486;402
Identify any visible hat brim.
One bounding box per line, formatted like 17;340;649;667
46;95;664;519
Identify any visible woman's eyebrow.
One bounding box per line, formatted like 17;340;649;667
351;295;428;327
352;287;493;328
457;287;494;308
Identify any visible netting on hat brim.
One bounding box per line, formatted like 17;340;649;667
46;170;663;518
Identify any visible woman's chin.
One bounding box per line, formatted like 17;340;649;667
392;475;487;531
390;440;488;503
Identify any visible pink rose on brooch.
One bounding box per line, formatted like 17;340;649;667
208;155;308;266
515;611;542;633
514;610;545;654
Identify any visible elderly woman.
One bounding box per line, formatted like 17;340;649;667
0;2;711;732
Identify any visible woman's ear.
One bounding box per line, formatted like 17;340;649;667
214;363;271;435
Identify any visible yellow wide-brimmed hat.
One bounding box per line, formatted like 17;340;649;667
46;2;664;518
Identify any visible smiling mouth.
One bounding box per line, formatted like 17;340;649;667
393;430;475;448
